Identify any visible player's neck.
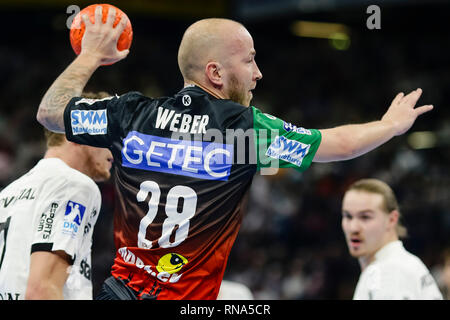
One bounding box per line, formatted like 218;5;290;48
184;81;226;100
358;255;375;271
359;235;399;271
44;146;88;176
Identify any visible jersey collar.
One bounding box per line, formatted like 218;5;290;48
179;84;221;100
374;240;404;261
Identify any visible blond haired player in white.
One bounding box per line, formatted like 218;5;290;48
341;178;443;300
0;113;112;299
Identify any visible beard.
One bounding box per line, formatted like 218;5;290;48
227;74;251;107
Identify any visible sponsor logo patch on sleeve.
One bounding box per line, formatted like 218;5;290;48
266;135;310;167
62;200;87;237
70;109;107;135
37;202;58;240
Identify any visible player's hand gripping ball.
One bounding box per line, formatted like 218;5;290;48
70;4;133;63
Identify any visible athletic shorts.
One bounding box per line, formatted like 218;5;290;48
95;276;157;300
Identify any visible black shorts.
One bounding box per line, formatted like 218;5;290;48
95;276;156;300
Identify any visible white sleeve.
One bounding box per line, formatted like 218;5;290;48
30;177;100;262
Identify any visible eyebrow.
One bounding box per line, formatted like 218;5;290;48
342;209;376;216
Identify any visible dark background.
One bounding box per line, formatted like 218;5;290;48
0;0;449;299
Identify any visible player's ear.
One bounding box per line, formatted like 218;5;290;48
388;210;399;228
205;61;223;87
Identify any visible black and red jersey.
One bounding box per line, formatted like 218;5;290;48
64;85;321;299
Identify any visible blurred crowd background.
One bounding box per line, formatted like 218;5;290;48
1;0;449;299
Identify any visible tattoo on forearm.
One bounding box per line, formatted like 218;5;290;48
39;58;97;132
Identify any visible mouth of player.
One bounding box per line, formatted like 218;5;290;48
349;238;362;247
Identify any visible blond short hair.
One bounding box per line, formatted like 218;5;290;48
346;178;408;238
43;91;111;147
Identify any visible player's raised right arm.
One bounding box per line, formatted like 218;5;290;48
37;6;129;133
36;54;100;133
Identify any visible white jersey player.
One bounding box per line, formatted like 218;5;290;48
0;127;112;300
353;240;442;299
341;178;442;300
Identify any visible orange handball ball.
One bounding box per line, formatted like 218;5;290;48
70;4;133;57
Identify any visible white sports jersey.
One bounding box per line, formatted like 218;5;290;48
353;241;443;300
217;280;254;300
0;158;101;300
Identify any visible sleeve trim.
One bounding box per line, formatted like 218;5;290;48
31;242;54;253
31;243;75;265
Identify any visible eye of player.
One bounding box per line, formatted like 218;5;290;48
358;211;373;221
342;211;353;220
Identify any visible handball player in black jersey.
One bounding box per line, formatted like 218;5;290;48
37;6;433;299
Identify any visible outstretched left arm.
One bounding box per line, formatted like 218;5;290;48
313;89;433;162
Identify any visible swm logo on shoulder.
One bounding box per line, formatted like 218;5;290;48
70;109;107;135
63;200;86;237
266;135;310;167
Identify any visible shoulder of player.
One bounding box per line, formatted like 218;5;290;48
64;170;100;195
214;98;248;109
0;177;24;197
122;90;250;116
117;91;146;101
398;251;433;276
177;92;253;129
113;91;151;108
371;252;428;279
210;100;254;126
42;159;100;196
0;160;55;196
